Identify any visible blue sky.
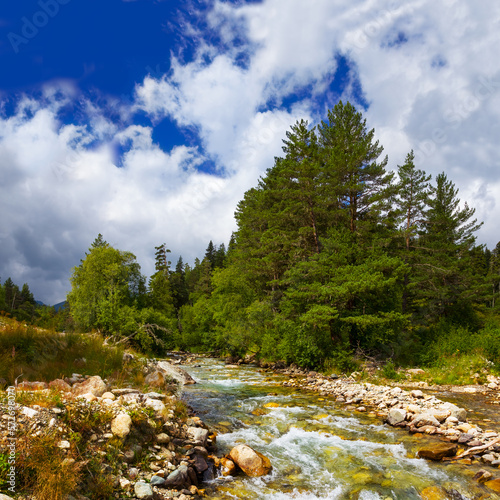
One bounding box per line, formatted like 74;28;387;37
1;0;499;304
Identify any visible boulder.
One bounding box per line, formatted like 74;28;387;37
72;375;107;397
228;444;272;477
411;413;441;428
134;481;153;500
144;370;166;388
49;378;72;392
417;442;457;460
387;408;406;426
111;413;132;438
157;360;196;385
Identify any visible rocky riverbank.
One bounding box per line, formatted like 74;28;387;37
0;356;273;500
277;368;500;482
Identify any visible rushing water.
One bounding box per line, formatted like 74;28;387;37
180;358;499;499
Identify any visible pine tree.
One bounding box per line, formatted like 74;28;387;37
317;101;393;234
418;173;484;322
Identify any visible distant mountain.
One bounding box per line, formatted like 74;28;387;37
35;300;67;311
53;301;68;312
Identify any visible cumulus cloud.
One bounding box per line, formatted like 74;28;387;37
2;0;500;303
136;0;500;246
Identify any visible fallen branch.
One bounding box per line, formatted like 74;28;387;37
452;437;500;459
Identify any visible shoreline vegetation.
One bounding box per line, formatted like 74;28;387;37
1;341;500;499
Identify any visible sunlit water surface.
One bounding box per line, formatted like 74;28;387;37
180;358;499;499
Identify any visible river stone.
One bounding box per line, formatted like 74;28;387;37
417;442;457;460
157;360;197;385
439;402;467;422
150;475;166;486
411;412;441;428
420;485;448;500
387;408;406;426
220;457;236;476
72;375;107;397
485;478;500;493
164;464;191;488
134;481;153;500
228;444;272;477
111;413;132;438
187;427;209;446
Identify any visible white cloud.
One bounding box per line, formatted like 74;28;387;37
2;0;500;303
135;0;500;248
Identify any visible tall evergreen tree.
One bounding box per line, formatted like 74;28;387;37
418;173;484;322
317;100;393;234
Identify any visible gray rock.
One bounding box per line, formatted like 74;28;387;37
411;412;441;428
134;481;154;500
164;464;191;488
387;408;406;426
150;475;166;486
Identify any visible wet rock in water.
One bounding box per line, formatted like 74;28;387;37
473;469;493;483
228;444;272;477
134;481;154;500
485;478;500;493
220;457;236;476
420;485;449;500
417;442;458;460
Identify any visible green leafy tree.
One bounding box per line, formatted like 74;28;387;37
67;238;145;334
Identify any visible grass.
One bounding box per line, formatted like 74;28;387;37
0;318;127;385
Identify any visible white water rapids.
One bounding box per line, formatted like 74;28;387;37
179;357;498;499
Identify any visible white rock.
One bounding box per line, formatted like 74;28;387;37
111;413;132;438
21;406;38;418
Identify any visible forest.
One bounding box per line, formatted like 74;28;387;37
3;101;500;374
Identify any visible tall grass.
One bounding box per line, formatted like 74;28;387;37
0;321;125;385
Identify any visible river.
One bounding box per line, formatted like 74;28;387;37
180;357;499;499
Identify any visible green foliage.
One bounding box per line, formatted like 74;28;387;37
67;238;146;334
381;361;403;381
